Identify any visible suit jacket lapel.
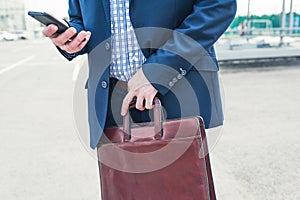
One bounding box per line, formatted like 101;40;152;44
102;0;134;22
101;0;110;24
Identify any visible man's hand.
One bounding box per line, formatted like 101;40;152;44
121;68;158;116
42;24;91;54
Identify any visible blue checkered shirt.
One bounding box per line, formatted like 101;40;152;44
109;0;146;82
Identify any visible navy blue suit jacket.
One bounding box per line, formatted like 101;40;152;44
60;0;237;149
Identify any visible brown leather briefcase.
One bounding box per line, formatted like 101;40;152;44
97;98;216;200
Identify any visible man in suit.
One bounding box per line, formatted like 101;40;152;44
43;0;237;150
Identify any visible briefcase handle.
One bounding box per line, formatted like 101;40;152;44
123;97;163;140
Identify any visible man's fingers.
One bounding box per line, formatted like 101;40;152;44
135;96;145;111
121;92;156;116
121;92;135;116
122;68;158;116
59;31;91;53
52;27;77;46
42;24;58;38
42;22;91;54
76;37;89;51
145;96;155;110
67;31;91;50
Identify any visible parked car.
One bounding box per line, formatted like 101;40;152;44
0;31;18;41
11;30;29;40
0;31;5;41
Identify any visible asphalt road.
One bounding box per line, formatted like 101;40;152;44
0;39;299;199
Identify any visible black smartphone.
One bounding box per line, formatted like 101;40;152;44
28;11;69;34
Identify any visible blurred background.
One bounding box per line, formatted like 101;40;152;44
1;0;300;47
0;0;299;200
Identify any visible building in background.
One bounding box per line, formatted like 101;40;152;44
0;0;26;31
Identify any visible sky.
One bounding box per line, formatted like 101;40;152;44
24;0;300;18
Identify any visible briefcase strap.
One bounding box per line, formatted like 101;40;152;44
124;97;163;139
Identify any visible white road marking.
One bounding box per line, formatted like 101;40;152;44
0;56;36;75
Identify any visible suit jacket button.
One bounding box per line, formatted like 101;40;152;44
179;68;187;76
101;81;108;89
105;42;110;51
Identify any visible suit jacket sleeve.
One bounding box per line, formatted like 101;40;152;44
57;0;87;61
142;0;237;95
